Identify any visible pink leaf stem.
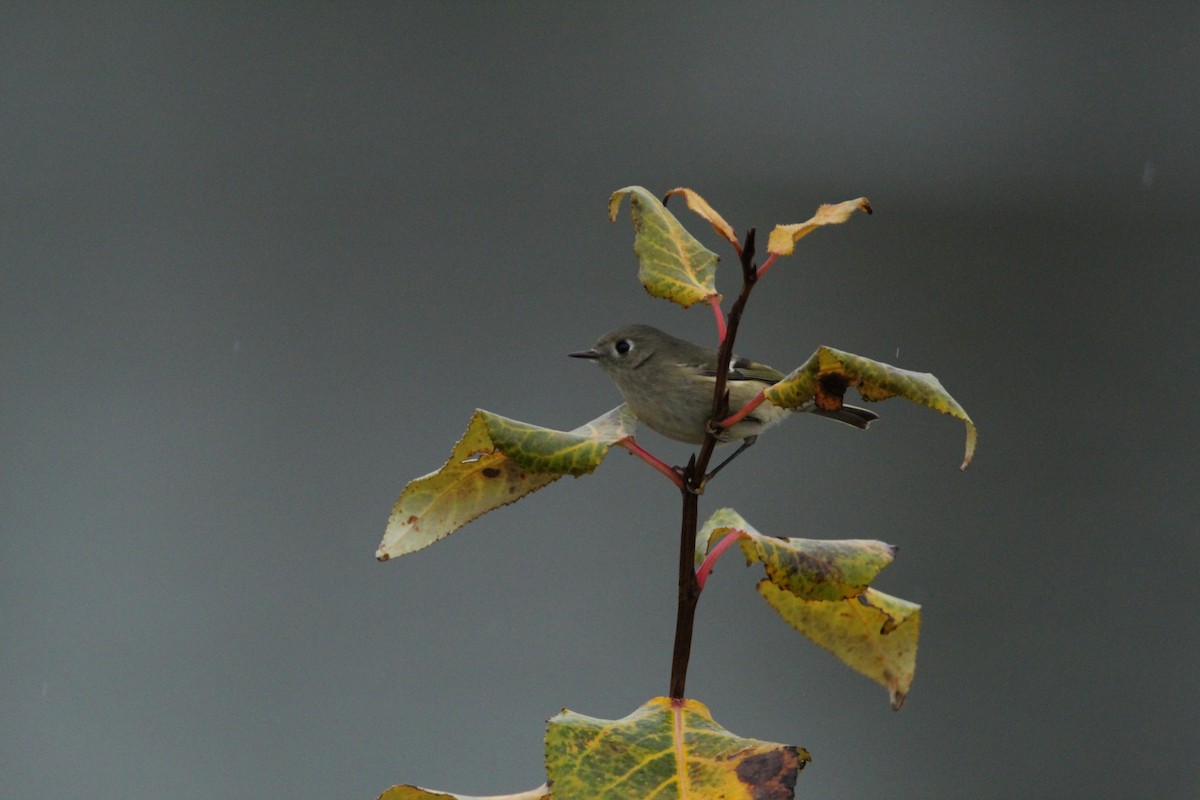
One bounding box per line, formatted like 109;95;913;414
719;391;767;429
695;530;748;589
708;294;727;345
617;437;684;490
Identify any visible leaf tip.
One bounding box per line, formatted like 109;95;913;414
607;190;625;222
889;686;907;711
662;186;738;245
959;421;978;471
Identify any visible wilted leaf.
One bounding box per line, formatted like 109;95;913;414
663;187;738;245
378;406;636;560
766;197;872;256
609;185;720;308
377;785;549;800
764;346;977;469
546;696;808;800
759;583;920;710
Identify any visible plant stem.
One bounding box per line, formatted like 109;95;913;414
667;228;759;700
668;463;701;700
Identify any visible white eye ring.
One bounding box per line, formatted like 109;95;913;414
614;339;633;355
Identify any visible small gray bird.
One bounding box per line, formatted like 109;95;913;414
570;324;877;453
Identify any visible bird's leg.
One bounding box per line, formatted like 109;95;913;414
703;435;758;483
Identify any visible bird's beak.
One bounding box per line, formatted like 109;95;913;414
568;348;600;359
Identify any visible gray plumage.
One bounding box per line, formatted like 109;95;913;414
569;324;877;445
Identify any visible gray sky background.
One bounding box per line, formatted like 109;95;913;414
3;4;1197;799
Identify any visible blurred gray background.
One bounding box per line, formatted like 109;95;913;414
3;4;1197;798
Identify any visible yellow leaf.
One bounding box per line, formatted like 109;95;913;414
766;197;872;256
760;583;920;710
663;187;738;245
546;697;808;800
378;406;636;560
609;185;721;308
696;509;917;708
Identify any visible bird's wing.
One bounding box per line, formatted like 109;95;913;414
672;339;785;384
727;356;786;383
696;355;785;384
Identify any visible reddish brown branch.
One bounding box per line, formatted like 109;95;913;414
668;228;759;700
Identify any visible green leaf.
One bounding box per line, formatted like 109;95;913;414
738;535;897;603
609;185;720;308
377;786;548;800
759;583;920;710
763;345;977;469
546;697;808;800
377;406;636;560
698;508;896;600
483;404;637;476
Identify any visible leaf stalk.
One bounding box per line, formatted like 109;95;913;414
719;390;767;430
695;530;747;590
617;437;684;490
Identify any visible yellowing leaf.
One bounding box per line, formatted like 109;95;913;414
759;583;920;710
378;406;636;560
739;535;897;603
766;197;872;256
609;185;720;308
695;509;916;708
764;346;977;469
377;785;548;800
663;187;738;245
484;405;637;476
546;697;808;800
698;508;895;600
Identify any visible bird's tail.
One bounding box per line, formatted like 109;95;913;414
811;404;878;430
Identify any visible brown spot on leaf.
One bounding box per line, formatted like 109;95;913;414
482;467;501;478
815;372;851;411
377;553;390;562
735;747;806;800
406;515;419;525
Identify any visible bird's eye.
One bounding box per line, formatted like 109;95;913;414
615;339;633;355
